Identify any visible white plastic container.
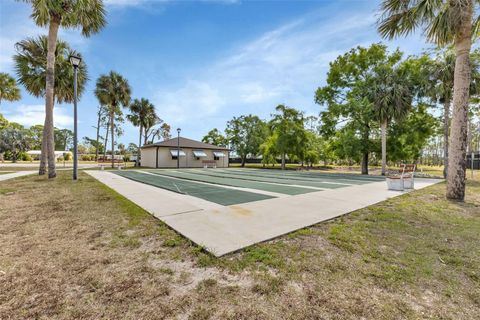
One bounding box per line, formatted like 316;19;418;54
403;178;414;189
387;177;404;191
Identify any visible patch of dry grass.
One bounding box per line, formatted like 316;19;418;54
0;171;479;319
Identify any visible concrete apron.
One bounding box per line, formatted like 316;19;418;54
86;171;441;257
0;171;36;182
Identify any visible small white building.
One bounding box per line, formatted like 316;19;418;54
140;137;229;168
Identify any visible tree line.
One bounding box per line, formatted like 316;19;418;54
0;1;171;168
203;43;480;182
205;0;480;201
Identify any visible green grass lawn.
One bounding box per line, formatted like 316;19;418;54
0;170;478;319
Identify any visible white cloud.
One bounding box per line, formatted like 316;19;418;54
156;80;225;124
2;104;73;128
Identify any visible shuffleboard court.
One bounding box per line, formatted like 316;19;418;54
215;168;384;184
113;170;273;205
88;170;442;256
184;169;349;189
144;169;319;195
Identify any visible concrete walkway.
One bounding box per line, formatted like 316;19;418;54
0;163;98;169
87;170;441;256
0;171;36;182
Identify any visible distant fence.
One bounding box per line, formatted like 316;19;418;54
229;158;296;164
466;152;480;170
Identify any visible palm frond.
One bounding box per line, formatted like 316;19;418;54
13;35;88;103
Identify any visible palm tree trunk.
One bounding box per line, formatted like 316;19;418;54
143;127;149;145
137;125;142;167
281;153;285;170
103;120;109;160
111;111;115;168
443;97;451;178
95;109;101;161
381;119;387;176
45;17;60;179
446;7;473;200
39;118;48;175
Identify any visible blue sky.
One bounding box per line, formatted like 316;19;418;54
0;0;431;146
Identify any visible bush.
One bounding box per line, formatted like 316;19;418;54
81;154;91;161
21;153;32;161
123;155;130;162
64;153;72;161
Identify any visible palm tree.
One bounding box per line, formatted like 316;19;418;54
429;49;456;178
95;72;131;168
127;98;157;166
13;35;87;175
21;0;106;178
378;0;478;200
142;112;162;145
0;73;21;104
368;65;412;175
428;48;480;178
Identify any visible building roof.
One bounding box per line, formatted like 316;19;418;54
141;137;229;150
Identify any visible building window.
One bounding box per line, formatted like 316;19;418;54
172;156;178;160
214;156;219;161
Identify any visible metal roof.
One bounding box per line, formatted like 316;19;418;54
141;137;229;150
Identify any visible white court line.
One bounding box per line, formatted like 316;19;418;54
188;168;338;188
137;170;286;198
156;169;327;191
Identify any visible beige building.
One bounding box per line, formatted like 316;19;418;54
140;137;229;168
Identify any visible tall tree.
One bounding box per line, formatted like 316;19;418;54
260;133;279;167
0;73;21;104
127;98;156;166
225;115;267;167
429;49;456;178
202;128;228;147
269;105;306;170
158;123;171;141
316;44;400;174
378;0;478;199
94;105;108;160
0;126;32;163
54;128;73;151
367;59;413;175
426;48;480;177
14;35;88;176
0;113;9;129
102;118;110;159
388;103;439;163
83;136;104;154
21;0;106;178
127;143;138;155
29;124;44;150
143;112;162;145
95;72;131;168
